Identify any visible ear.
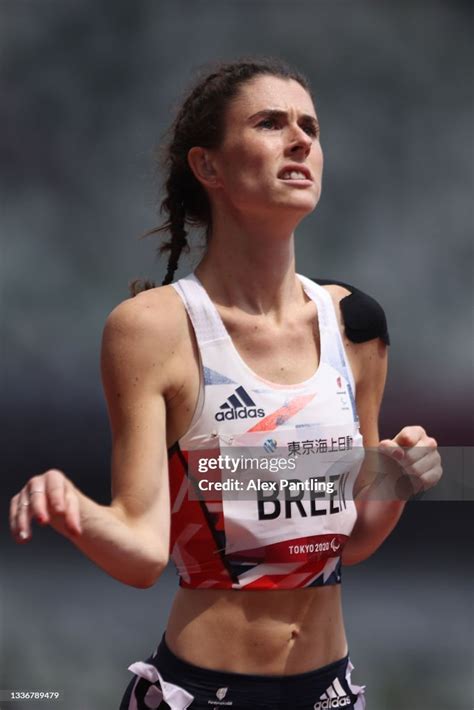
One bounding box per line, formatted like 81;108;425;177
187;147;221;189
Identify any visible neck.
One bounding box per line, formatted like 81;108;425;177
194;209;308;316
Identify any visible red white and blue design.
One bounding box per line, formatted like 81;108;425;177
168;272;364;591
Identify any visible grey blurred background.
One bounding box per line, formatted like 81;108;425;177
1;1;473;709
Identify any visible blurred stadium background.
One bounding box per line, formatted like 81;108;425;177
1;2;472;708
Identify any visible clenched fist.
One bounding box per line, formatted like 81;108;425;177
378;425;442;497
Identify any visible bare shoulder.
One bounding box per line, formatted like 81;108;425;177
101;285;188;399
104;285;186;341
320;284;352;301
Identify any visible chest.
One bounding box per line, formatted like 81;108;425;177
221;303;320;385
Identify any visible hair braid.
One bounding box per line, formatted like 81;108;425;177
161;200;188;286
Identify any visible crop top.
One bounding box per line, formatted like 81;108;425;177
167;273;372;590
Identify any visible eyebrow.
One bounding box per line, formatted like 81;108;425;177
248;108;319;128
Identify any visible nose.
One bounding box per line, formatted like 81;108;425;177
285;123;312;158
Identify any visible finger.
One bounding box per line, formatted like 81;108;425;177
15;490;33;542
419;463;443;491
393;426;426;448
9;493;20;537
395;438;439;477
44;469;67;514
64;485;82;536
378;439;405;462
27;477;50;525
401;445;439;474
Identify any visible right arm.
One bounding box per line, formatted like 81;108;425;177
9;292;177;588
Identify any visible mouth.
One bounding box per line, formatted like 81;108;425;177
277;166;313;183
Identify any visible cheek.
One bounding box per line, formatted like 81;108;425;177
222;140;276;187
318;147;325;172
225;160;265;193
312;143;324;169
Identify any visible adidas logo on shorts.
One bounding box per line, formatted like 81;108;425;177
215;386;265;422
314;678;351;709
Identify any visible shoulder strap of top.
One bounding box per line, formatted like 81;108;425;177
171;272;229;344
297;274;357;399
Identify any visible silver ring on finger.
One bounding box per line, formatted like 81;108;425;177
28;489;45;498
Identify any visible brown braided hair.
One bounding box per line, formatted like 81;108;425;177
129;58;311;296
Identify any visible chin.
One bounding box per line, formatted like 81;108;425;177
235;187;320;219
283;193;320;214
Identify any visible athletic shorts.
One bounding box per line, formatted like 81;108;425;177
119;632;366;709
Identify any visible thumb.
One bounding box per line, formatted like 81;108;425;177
378;438;405;462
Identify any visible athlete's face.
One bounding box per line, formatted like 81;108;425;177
210;75;323;219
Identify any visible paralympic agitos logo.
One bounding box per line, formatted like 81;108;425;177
215;386;265;422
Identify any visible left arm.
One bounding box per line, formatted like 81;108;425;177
341;336;406;565
342;336;442;564
321;285;442;566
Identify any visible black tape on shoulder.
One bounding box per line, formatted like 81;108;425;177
311;277;390;345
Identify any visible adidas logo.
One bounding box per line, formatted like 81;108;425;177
215;386;265;422
314;678;351;709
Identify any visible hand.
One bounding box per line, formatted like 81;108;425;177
10;469;83;543
378;426;442;497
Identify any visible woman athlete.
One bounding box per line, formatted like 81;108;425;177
9;59;442;709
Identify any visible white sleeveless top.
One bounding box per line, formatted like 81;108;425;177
167;272;364;590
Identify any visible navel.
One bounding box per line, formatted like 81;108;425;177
289;627;300;641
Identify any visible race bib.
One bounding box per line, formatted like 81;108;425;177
217;425;364;559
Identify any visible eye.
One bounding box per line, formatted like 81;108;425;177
257;117;280;130
301;122;320;138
